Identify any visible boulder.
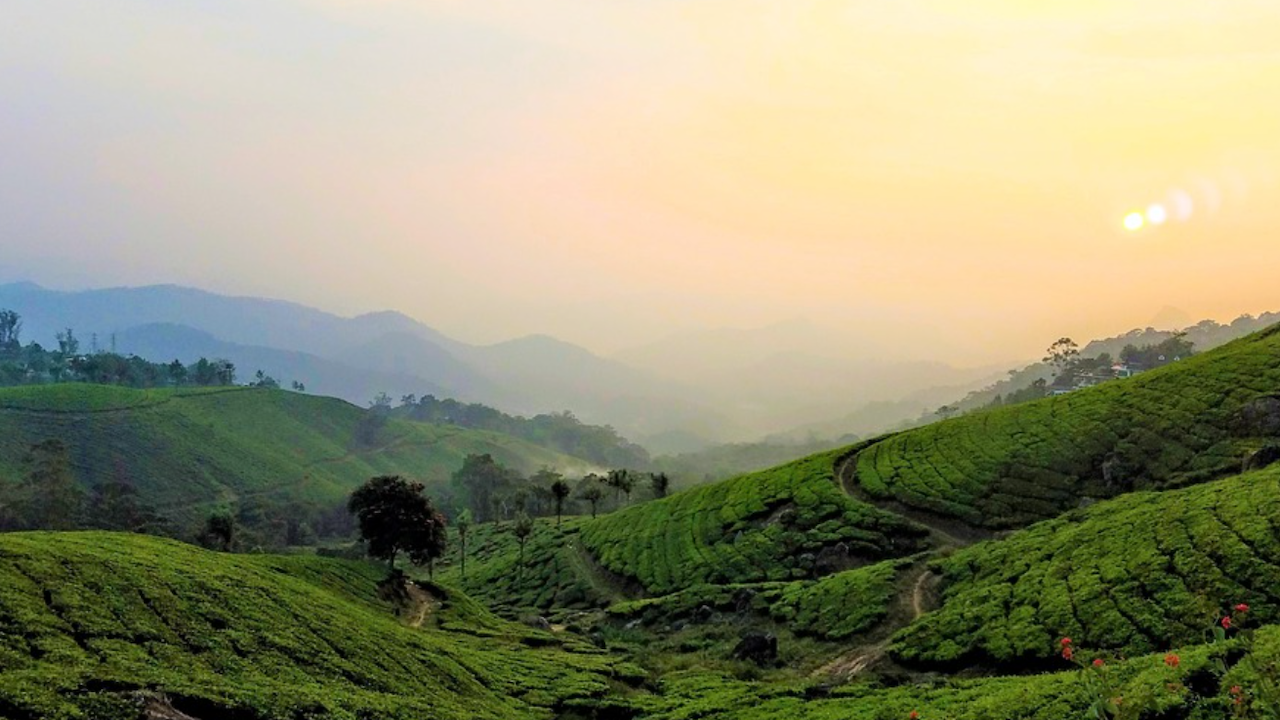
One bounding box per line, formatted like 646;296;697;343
1244;445;1280;473
732;631;778;666
1234;396;1280;437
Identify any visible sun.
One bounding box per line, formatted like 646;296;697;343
1123;212;1145;232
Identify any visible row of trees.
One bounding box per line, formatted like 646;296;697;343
0;311;241;389
392;393;651;468
448;453;668;524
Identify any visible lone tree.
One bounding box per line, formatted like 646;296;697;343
550;478;572;525
1043;337;1080;376
511;511;535;568
199;512;236;552
455;509;472;581
578;480;605;519
348;475;448;578
649;472;671;499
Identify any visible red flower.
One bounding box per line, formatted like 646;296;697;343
1092;658;1105;668
1060;637;1072;646
1164;653;1180;668
1230;685;1244;705
909;712;919;719
1062;647;1074;661
1235;603;1250;614
1222;616;1232;629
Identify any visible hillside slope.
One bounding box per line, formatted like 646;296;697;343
891;463;1280;667
0;385;589;523
579;446;931;596
0;532;639;719
851;323;1280;527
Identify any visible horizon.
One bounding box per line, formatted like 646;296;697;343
5;1;1280;366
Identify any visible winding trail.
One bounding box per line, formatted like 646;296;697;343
812;563;938;681
810;448;988;681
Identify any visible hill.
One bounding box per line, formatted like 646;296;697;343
0;384;590;528
0;282;727;445
850;323;1280;527
891;463;1280;668
0;532;641;719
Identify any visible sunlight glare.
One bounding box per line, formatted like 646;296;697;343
1123;212;1145;232
1146;204;1168;226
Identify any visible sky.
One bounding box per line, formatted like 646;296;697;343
3;0;1280;365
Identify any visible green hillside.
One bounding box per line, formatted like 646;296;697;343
0;532;642;720
579;447;931;596
851;324;1280;527
0;384;590;524
891;463;1280;667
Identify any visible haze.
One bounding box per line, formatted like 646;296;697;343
4;0;1280;366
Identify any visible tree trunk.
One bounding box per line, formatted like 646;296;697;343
387;549;397;576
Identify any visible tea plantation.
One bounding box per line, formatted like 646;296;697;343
891;463;1280;667
0;384;585;523
0;532;642;720
852;324;1280;527
579;446;931;595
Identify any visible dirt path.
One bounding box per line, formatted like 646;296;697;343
813;564;938;681
403;583;440;628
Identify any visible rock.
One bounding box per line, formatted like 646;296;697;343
670;620;687;632
523;616;552;631
624;619;643;631
732;631;778;666
589;632;607;649
693;605;715;624
1244;445;1280;472
731;588;757;613
1235;396;1280;437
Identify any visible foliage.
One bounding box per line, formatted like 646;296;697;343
349;476;448;575
398;394;650;468
891;465;1280;667
854;324;1280;527
580;446;930;595
0;532;640;719
0;384;583;540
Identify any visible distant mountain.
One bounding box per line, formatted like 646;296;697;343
615;320;998;437
0;282;726;444
115;323;452;402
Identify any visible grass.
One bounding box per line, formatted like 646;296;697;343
579;446;931;595
0;532;643;720
0;384;590;524
852;324;1280;527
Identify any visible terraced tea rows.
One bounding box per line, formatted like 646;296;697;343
579;447;930;595
645;627;1280;719
891;465;1280;667
852;325;1280;527
610;559;908;642
0;532;640;720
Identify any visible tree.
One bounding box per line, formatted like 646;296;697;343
168;360;188;386
455;509;472;581
936;404;959;420
348;475;448;577
451;454;515;522
578;480;605;519
212;359;236;386
19;439;83;530
511;511;534;569
251;370;280;389
55;328;79;356
605;469;634;506
649;472;671;499
291;380;306;392
199;512;236;551
1043;337;1080;376
0;310;21;353
550;478;572;525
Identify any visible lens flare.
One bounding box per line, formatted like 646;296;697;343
1146;204;1168;225
1123;212;1145;232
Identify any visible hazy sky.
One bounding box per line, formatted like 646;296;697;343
4;0;1280;364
